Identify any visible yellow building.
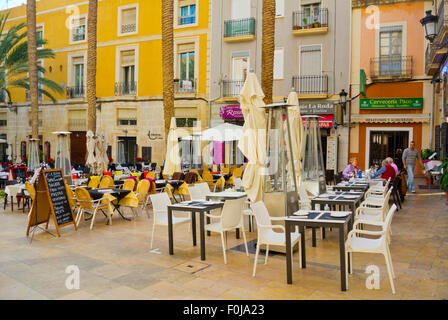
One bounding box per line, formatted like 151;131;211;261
0;0;210;166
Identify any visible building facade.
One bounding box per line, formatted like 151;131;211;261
424;0;448;159
350;0;432;172
208;0;352;172
0;0;210;166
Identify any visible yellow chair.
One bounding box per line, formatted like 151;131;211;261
164;183;174;201
88;176;100;189
65;183;79;215
233;167;243;178
135;179;150;212
190;170;202;182
202;172;215;187
202;166;210;173
99;175;115;189
145;171;156;180
175;182;190;201
122;179;135;191
75;187;110;230
130;172;140;182
25;181;36;201
227;175;235;186
222;167;230;174
214;176;225;192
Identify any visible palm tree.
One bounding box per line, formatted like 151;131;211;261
87;0;98;134
261;0;276;105
162;0;174;140
0;13;63;103
26;0;38;139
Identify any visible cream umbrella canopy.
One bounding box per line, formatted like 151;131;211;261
95;130;107;175
237;73;267;202
86;130;96;174
286;91;304;187
163;117;181;177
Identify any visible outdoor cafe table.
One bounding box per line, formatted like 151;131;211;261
167;201;224;261
285;210;353;291
333;182;370;192
310;192;363;246
211;173;231;181
88;188;135;221
4;183;27;211
205;191;247;239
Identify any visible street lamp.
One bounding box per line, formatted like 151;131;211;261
339;89;348;104
420;10;438;43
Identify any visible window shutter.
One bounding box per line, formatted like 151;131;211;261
72;56;84;65
121;50;135;66
0;113;7;120
178;43;195;53
276;0;285;17
300;45;321;76
179;0;196;6
68;110;87;131
274;48;284;79
73;17;86;27
122;8;136;25
231;0;251;19
117;108;137;120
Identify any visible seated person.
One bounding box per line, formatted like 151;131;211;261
371;159;396;181
342;159;360;180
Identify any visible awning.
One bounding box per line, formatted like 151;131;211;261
302;115;333;128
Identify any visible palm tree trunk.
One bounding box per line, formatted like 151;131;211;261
261;0;276;105
87;0;98;133
162;0;174;140
26;0;38;139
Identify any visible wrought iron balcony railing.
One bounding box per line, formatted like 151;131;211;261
222;80;245;98
370;56;413;79
121;23;136;34
292;74;328;95
292;8;328;30
115;82;137;96
174;79;197;93
224;18;256;38
66;86;85;99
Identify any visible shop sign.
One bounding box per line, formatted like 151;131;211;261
302;115;333;128
220;105;243;119
299;102;334;115
360;98;423;109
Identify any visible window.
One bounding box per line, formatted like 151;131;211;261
180;4;196;25
177;43;195;91
301;3;321;26
379;26;403;75
36;25;43;48
70;16;86;43
121;50;136;94
274;48;284;79
117;109;137;126
0;113;7;127
300;45;321;76
119;5;138;35
231;0;251;19
176;118;196;127
73;57;84;97
28;111;43;127
232;54;249;81
276;0;284;17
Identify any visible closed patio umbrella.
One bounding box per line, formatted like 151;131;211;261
163;117;181;177
86;130;96;174
237;73;267;202
287;91;304;186
95;130;107;175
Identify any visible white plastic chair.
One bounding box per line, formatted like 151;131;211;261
298;185;312;210
346;204;397;294
355;188;393;222
196;182;211;197
149;193;191;249
187;185;204;201
204;197;248;264
366;178;391;198
234;177;243;190
251;201;302;277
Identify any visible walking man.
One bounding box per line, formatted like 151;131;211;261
402;141;423;193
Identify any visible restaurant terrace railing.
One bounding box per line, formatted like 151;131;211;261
224;18;256;38
292;74;329;95
114;82;137;96
222;80;245;98
292;8;328;30
66;86;85;99
370;56;413;79
174;79;197;93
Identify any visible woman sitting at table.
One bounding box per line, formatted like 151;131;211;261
370;159;396;181
342;159;360;180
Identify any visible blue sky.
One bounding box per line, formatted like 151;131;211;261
0;0;26;11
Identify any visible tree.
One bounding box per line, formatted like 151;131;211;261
0;13;63;103
162;0;174;140
261;0;275;105
87;0;98;133
26;0;38;139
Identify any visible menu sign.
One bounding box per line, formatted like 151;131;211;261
10;166;28;180
44;170;73;226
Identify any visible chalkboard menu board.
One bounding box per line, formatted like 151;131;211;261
10;166;28;180
44;170;73;226
26;169;76;237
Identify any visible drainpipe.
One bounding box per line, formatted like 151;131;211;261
429;81;435;149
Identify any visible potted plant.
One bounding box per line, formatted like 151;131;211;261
136;157;143;163
421;148;434;184
440;157;448;201
302;18;308;29
108;157;113;163
313;17;320;28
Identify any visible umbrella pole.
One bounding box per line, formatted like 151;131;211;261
263;108;272;199
285;107;298;195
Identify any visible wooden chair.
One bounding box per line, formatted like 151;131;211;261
74;187;110;230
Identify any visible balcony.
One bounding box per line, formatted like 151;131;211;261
66;86;85;99
292;74;328;98
425;0;448;75
174;79;197;94
370;56;413;81
115;82;137;96
222;80;245;99
224;18;256;42
292;9;328;35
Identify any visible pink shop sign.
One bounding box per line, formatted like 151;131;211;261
220;105;244;119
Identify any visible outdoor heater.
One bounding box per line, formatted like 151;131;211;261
52;131;72;183
301;116;326;196
117;140;126;165
262;103;300;253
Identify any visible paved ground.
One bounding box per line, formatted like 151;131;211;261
0;177;447;300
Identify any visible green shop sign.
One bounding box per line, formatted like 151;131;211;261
360;98;423;109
